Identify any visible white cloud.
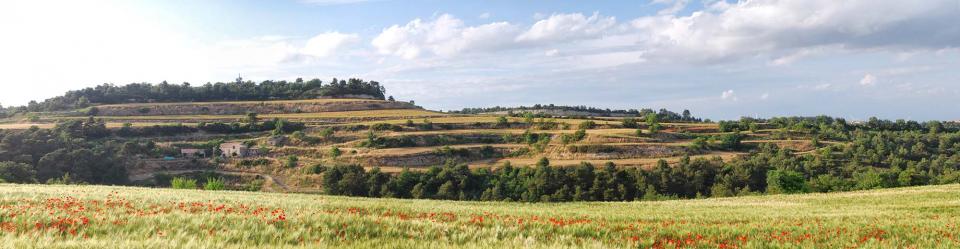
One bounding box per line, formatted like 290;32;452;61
516;12;616;43
860;74;877;86
760;93;770;100
652;0;690;15
814;83;832;90
630;0;960;63
544;49;560;57
301;32;359;57
478;13;491;19
371;14;521;59
371;12;620;60
721;90;738;101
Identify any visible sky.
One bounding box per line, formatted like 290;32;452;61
1;0;959;120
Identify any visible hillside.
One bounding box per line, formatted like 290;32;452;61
91;99;418;116
1;183;958;248
1;96;959;204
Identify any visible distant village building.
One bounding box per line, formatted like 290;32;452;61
267;136;287;147
180;148;207;158
220;142;251;158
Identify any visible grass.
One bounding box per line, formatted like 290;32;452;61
2;183;959;248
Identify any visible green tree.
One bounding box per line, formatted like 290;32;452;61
622;117;639;128
766;170;808;194
245;112;259;128
330;146;342;159
285;155;299;168
0;161;36;183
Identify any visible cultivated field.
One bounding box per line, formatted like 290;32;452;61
1;184;958;248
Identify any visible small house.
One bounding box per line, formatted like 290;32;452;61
180;148;207;158
220;142;251;158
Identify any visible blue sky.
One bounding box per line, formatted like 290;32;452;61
1;0;959;120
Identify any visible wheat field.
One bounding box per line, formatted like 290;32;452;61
1;183;958;248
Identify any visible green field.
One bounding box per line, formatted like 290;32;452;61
1;184;958;248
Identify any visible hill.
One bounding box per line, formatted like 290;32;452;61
9;77;389;112
1;96;959;203
1;183;958;248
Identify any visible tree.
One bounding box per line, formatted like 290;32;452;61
245;112;259;128
766;170;807;194
578;121;596;130
718;132;743;150
622;117;639;128
330;146;342;159
272;119;286;135
0;161;36;183
496;116;509;127
285;155;299;168
646;113;661;133
319;127;335;140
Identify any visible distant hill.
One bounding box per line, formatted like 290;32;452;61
14;77;390;112
453;104;701;121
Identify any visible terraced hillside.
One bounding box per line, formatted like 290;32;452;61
0;98;817;194
92;98;418;116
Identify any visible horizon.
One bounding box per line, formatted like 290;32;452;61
2;0;959;121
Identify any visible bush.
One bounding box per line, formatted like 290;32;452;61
204;177;226;190
330;147;342;159
237;158;271;167
171;177;198;189
285;155;299;168
578;121;596;130
370;123;402;131
766;170;808;194
304;164;326;174
622;117;639;128
496;116;509;127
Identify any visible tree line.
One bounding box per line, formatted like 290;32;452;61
319;116;960;202
9;77;388;112
453;105;701;122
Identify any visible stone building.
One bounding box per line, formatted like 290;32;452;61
219;142;251;158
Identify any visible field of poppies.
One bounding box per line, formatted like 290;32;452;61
1;183;959;248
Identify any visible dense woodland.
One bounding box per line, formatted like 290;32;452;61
320;116;960;202
8;77;387;112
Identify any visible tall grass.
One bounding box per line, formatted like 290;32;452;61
203;177;225;190
1;183;958;248
170;177;197;189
